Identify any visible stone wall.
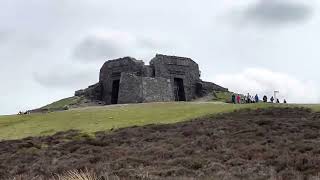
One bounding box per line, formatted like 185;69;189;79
118;73;143;104
118;73;174;104
142;65;155;77
99;57;145;104
142;77;174;102
150;54;201;101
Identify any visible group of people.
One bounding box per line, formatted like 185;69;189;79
231;93;287;104
18;111;31;115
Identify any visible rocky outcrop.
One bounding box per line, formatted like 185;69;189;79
196;81;228;97
75;82;103;101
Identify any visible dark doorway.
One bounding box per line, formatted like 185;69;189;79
174;78;186;101
111;80;120;104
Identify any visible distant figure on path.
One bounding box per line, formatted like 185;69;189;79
237;95;241;104
270;96;274;103
263;95;268;103
284;99;287;104
255;94;259;103
231;94;236;104
251;96;255;103
247;93;251;103
241;96;245;104
276;99;280;103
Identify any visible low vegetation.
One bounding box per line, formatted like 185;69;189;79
10;170;320;180
2;107;320;179
1;102;320;140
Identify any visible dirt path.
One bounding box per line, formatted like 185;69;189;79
1;107;320;180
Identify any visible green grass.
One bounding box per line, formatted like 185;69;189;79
41;96;82;110
301;104;320;112
0;102;319;140
212;91;234;103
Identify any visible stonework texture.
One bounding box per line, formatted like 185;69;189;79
118;73;143;104
76;54;228;105
142;77;174;103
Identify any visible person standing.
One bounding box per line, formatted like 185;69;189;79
270;96;274;103
250;96;255;103
237;94;241;104
263;95;268;103
231;94;236;104
255;94;259;103
284;99;287;103
276;99;280;103
247;93;251;103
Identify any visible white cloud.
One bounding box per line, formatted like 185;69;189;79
213;68;320;103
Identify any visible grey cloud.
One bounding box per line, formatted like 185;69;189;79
33;66;98;89
243;0;313;25
73;36;121;61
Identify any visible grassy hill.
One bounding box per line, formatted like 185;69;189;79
1;102;319;140
41;96;83;110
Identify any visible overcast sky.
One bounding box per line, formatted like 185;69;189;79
1;0;320;115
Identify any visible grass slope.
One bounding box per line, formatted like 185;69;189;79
0;102;319;140
212;91;234;102
41;96;82;110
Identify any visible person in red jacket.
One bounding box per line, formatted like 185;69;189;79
236;94;241;104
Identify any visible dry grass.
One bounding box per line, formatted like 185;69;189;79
10;170;320;180
11;169;118;180
55;169;99;180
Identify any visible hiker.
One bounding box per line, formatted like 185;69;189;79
255;94;259;103
237;94;241;104
270;96;274;103
276;99;280;103
247;93;251;103
284;99;287;104
250;96;255;103
263;95;268;103
231;94;236;104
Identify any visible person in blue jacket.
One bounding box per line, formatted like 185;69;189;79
255;94;259;103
